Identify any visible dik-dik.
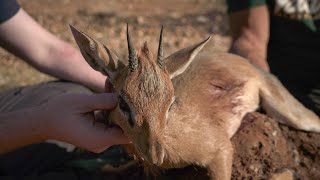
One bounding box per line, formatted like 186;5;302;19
70;25;320;180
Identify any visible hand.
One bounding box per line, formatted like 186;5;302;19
36;93;129;153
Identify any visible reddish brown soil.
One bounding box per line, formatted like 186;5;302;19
100;113;320;180
232;113;320;180
1;0;319;179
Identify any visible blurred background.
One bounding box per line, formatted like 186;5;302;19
0;0;230;91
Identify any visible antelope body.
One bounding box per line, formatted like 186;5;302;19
70;25;320;180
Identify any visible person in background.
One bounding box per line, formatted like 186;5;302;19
0;1;129;179
227;0;320;115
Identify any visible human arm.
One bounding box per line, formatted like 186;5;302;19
228;5;270;71
0;8;107;92
0;93;129;154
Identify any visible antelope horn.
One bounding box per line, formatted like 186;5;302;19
157;25;164;69
127;24;138;71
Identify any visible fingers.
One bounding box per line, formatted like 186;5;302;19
67;119;130;153
103;127;131;145
94;110;110;124
48;92;126;153
86;93;118;111
68;93;118;111
104;79;114;92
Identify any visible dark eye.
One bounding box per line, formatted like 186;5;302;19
119;96;134;127
119;96;130;113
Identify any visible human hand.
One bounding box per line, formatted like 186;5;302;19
36;93;130;153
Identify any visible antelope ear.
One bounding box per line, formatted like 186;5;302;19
165;36;211;79
70;25;124;83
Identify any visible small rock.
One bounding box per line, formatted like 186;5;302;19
196;16;209;23
108;17;117;25
137;16;144;24
269;169;295;180
272;131;277;136
169;12;181;19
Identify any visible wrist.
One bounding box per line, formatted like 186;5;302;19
49;40;107;92
230;40;269;71
29;105;52;141
0;107;48;154
28;107;51;141
83;72;107;93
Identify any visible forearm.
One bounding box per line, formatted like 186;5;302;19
230;34;269;71
228;6;270;71
35;40;107;93
0;9;107;92
0;108;45;154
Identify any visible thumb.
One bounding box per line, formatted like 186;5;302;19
90;126;131;153
102;126;131;146
72;121;130;153
75;93;118;111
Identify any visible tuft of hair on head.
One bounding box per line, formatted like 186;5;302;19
142;41;149;52
138;41;154;62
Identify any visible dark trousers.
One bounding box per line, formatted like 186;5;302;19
268;44;320;116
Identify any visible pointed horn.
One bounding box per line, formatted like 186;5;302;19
127;24;137;71
157;25;164;69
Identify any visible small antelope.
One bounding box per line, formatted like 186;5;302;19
70;25;320;180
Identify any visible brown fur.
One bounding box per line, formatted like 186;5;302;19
70;25;320;180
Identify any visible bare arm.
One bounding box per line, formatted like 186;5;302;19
229;5;270;71
0;93;129;154
0;9;107;92
0;107;43;154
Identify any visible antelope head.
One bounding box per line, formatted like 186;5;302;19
70;25;210;165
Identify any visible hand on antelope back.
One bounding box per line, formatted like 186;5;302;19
70;24;320;180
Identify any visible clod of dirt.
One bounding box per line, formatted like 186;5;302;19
231;112;320;180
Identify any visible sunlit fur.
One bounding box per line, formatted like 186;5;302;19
110;42;174;165
71;25;320;180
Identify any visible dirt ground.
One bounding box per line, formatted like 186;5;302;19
1;0;319;179
0;0;229;91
